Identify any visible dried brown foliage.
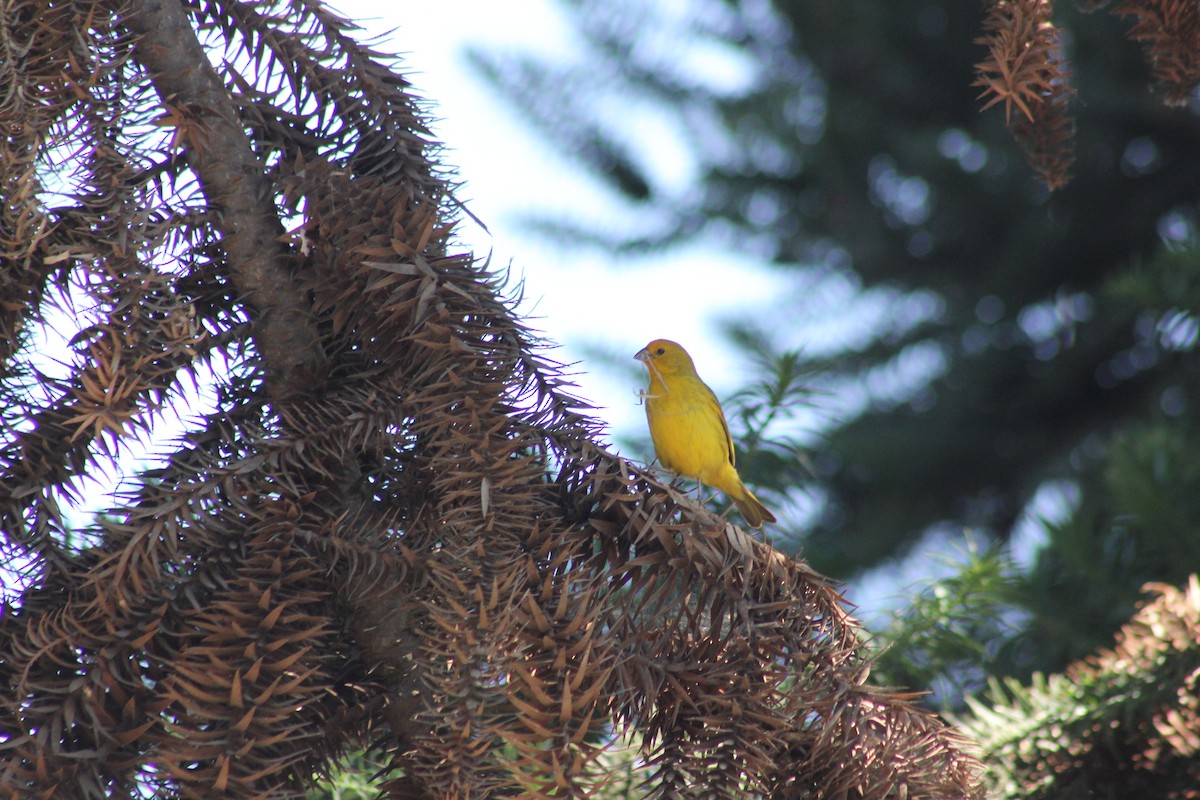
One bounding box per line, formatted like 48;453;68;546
963;577;1200;799
974;0;1076;189
1113;0;1200;105
976;0;1200;187
0;0;982;798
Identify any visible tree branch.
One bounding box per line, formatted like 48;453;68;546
121;0;323;401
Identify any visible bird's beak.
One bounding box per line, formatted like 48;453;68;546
634;347;650;362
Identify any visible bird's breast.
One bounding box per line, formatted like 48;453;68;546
644;377;731;483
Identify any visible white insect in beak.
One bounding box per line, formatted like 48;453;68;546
633;347;666;403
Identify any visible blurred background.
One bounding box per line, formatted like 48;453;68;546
333;0;1200;708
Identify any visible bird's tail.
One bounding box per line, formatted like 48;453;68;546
734;485;777;529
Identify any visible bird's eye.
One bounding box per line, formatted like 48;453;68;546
656;347;666;355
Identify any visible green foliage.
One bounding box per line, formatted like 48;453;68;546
1018;416;1200;672
725;346;821;524
959;578;1200;799
308;751;396;800
870;540;1025;710
863;409;1200;710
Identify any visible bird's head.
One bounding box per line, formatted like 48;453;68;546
635;339;696;377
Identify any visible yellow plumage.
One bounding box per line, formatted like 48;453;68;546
635;339;776;529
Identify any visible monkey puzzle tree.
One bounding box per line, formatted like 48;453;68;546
0;0;978;798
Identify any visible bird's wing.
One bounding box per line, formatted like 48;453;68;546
701;380;736;469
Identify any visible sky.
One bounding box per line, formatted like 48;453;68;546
328;0;787;443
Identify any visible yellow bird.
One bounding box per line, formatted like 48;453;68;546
635;339;777;528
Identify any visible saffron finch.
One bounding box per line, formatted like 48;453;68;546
635;339;777;528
